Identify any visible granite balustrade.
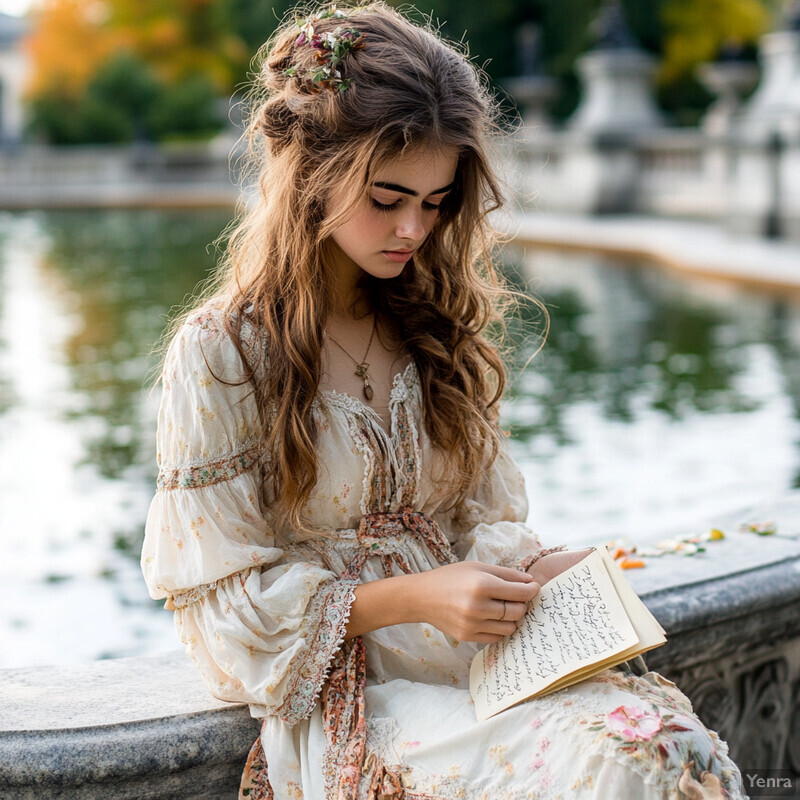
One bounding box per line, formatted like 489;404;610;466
2;493;800;799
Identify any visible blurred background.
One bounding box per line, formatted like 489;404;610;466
1;0;800;668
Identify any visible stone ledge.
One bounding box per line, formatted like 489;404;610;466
496;210;800;293
641;556;800;673
2;539;799;797
1;714;258;800
0;651;258;800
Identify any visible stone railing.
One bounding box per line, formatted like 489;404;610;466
502;125;800;240
0;652;260;800
0;142;241;209
4;131;800;240
2;493;800;798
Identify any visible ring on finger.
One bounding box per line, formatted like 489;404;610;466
498;600;508;621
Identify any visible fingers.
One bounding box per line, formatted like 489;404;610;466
472;630;515;644
479;620;519;637
501;600;529;621
479;562;537;583
486;577;540;604
506;580;540;602
487;598;528;622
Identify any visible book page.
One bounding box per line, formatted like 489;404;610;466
470;548;639;721
597;545;666;646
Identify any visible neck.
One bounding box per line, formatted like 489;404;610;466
325;241;367;319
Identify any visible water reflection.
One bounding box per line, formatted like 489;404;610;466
0;210;229;668
502;255;761;441
41;210;227;481
503;248;800;547
0;211;798;667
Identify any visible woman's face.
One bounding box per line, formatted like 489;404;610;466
326;145;459;286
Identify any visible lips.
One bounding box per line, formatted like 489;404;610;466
382;249;414;263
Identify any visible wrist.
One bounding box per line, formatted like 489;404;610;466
398;571;426;625
347;572;425;638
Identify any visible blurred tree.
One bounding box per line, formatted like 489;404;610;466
25;0;118;99
27;93;84;144
73;95;134;143
148;73;225;140
27;53;160;143
25;0;234;142
22;0;785;141
107;0;247;89
87;52;163;140
661;0;771;84
228;0;296;54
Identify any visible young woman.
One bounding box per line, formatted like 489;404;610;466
141;3;745;798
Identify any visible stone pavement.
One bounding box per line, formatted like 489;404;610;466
495;211;800;294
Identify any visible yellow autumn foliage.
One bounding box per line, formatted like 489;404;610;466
660;0;774;83
24;0;246;100
24;0;120;98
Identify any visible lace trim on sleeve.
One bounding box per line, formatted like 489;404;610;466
157;441;263;490
275;578;358;726
167;581;219;610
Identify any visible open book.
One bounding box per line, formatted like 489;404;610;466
469;546;666;721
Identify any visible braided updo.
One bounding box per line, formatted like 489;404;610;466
251;2;491;165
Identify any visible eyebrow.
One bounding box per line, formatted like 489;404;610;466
372;181;455;197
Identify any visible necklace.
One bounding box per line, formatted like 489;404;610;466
326;315;377;401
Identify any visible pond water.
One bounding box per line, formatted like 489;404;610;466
1;209;798;668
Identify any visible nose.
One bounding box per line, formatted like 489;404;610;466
394;206;426;242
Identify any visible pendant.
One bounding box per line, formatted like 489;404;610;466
355;363;374;401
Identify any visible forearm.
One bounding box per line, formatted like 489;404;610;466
344;573;423;639
343;561;539;643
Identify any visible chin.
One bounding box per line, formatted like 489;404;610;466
361;262;408;280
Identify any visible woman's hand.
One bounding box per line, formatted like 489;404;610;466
408;561;541;643
345;552;593;643
525;547;594;587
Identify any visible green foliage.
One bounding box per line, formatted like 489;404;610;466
27;92;83;145
88;53;162;131
228;0;296;54
147;74;225;140
28;89;132;145
74;95;134;144
25;0;782;141
661;0;770;83
27;51;223;144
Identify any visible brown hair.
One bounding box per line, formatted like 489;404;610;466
172;1;538;533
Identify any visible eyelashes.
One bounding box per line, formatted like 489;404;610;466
371;198;442;213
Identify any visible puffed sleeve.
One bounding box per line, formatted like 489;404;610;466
446;435;545;569
141;310;356;724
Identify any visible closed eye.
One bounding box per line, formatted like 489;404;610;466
371;199;442;212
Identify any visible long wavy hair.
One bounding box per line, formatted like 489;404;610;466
172;1;536;533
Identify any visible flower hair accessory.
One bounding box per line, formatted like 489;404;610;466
284;4;368;93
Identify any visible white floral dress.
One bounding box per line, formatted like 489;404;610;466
141;307;746;800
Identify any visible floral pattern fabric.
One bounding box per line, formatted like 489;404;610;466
142;307;746;800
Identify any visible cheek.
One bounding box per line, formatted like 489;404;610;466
352;207;390;241
333;215;366;250
330;204;392;255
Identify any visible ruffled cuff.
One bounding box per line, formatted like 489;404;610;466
455;519;544;568
276;578;358;725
